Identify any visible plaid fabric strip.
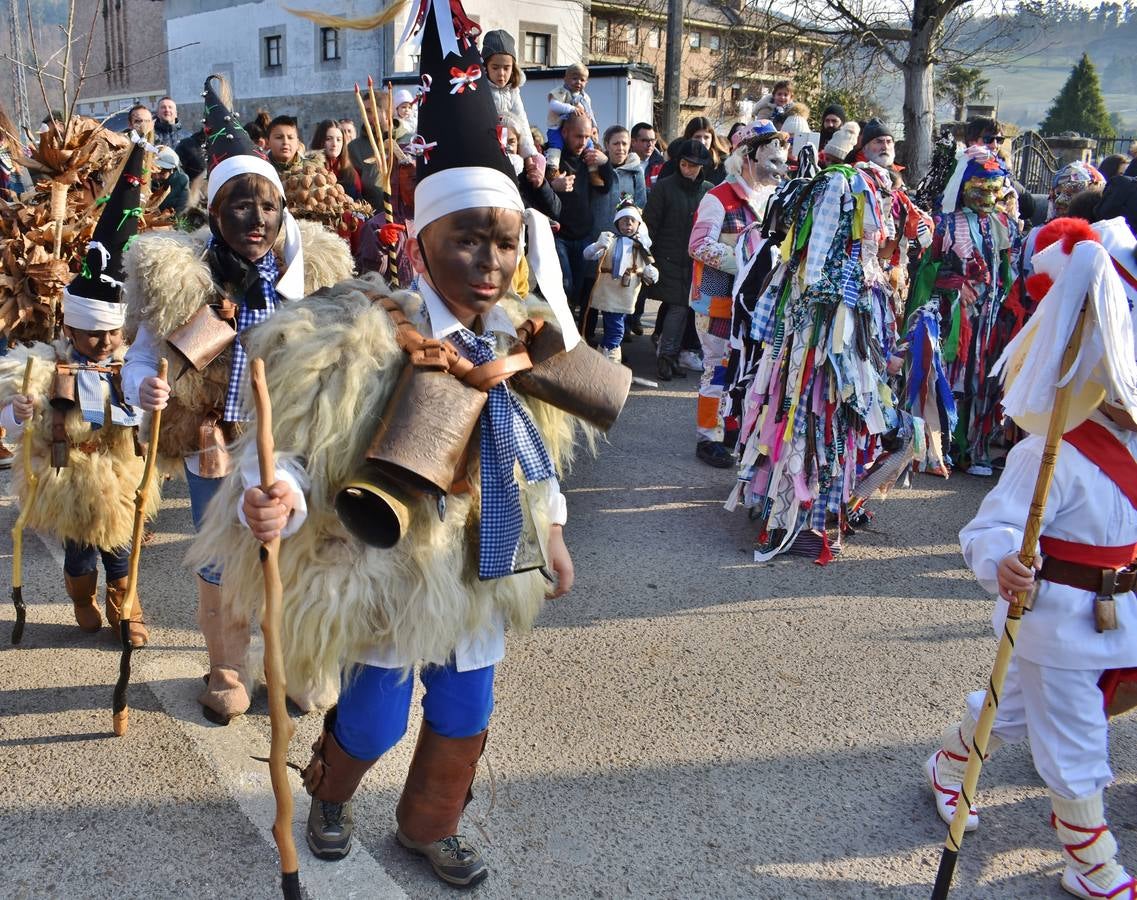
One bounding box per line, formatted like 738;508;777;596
450;328;556;580
72;352;141;429
223;253;279;422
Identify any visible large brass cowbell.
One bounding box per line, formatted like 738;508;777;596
334;363;486;548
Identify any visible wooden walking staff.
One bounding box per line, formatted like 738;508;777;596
375;76;400;285
250;358;300;900
112;357;168;737
931;298;1091;899
10;359;41;644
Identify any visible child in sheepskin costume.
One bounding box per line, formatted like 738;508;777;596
121;73;354;724
189;2;623;889
0;134;158;646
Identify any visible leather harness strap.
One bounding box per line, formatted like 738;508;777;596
379;297;536;392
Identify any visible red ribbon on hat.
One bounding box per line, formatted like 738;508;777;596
449;64;481;94
378;222;406;247
406;134;438;162
418;74;432;105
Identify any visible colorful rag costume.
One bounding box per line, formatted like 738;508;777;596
727;161;904;562
904;147;1019;473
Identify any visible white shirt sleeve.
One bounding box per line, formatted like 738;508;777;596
236;448;311;538
544;476;568;527
122;322;162;407
0;402;25;439
959;436;1058;595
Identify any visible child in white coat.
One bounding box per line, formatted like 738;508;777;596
583;196;657;363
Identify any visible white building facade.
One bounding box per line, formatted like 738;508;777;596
165;0;587;134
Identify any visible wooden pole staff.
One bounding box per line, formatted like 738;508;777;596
112;357;167;737
50;181;67;259
931;299;1090;899
250;358;301;899
367;75;389;185
10;358;40;644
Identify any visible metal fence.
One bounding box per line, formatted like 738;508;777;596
1084;135;1137;158
1011;131;1059;195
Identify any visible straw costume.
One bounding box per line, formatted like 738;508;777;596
927;217;1137;899
0;134;156;644
189;0;621;888
121;74;353;723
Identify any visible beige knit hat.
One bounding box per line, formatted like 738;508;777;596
823;121;860;162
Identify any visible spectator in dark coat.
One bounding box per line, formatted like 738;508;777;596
550;114;613;309
152;146;189;214
175;129;207;182
642;139;712;380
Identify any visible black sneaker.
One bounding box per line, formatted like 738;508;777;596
397;830;489;888
657;355;674;381
306;796;353;860
696;440;734;469
628;316;644;336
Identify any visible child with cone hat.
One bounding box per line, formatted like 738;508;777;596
0;134;157;645
188;0;626;888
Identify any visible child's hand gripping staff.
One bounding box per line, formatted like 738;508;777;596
111;358;168;736
250;357;301;900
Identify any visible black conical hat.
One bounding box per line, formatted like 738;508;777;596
202;73;266;173
62;134;146;326
412;1;518;231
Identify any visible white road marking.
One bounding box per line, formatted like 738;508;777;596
31;529;409;900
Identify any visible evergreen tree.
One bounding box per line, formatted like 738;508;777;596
1039;53;1115;137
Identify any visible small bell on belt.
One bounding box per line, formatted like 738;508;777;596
1095;569;1119;633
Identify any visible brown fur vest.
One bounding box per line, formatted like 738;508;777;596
121;220;355;462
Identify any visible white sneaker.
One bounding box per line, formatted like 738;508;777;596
967;463;993;477
679;350;703;372
600;345;622;364
925;750;978;832
1061;865;1137;898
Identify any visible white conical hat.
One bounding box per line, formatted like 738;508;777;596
995;235;1137;435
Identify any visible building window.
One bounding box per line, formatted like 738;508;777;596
320;27;340;61
689;31;701;49
708;81;718;98
523;32;551;66
264;34;282;68
624;24;637;46
731;83;741;102
708;33;721;51
593;18;609;42
688;78;700;98
647;27;661;48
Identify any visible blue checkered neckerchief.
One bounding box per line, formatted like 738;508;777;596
70;350;140;429
223;251;279;422
449;327;556;580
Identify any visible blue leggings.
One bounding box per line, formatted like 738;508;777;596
185;464;223;584
334;662;495;761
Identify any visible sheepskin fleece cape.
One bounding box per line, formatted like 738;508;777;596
121;219;354;462
187;274;589;698
0;341;158;548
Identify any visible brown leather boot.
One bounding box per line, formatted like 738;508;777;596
301;708;379;860
395;724;489;887
64;571;101;632
196;577;250;725
104;577;148;647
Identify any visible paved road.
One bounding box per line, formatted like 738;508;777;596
4;326;1136;899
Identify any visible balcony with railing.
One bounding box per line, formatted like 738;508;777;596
589;35;632;60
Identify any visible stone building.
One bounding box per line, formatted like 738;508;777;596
587;0;827;129
74;0;171;118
